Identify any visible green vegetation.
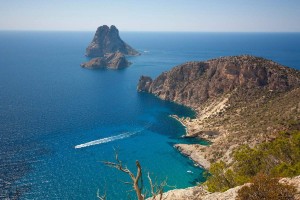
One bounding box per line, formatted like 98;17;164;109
205;130;300;192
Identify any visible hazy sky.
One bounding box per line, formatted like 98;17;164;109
1;0;300;32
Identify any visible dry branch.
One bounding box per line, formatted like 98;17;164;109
101;150;169;200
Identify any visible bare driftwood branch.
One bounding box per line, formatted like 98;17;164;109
148;172;169;200
102;150;145;200
101;149;169;200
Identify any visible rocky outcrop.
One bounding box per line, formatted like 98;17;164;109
85;25;139;57
137;76;153;91
174;144;210;170
148;176;300;200
81;52;131;69
138;55;300;109
150;185;243;200
146;186;209;200
279;176;300;200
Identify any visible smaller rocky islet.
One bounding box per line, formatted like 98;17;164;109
81;25;139;69
80;52;131;69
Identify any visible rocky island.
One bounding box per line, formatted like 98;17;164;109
80;52;131;69
81;25;139;69
138;55;300;199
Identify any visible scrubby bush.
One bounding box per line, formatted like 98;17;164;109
234;145;265;177
205;161;248;192
237;173;297;200
205;130;300;192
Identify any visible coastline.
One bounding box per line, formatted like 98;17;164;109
161;113;300;200
169;95;232;170
174;144;210;170
170;115;189;136
170;114;212;170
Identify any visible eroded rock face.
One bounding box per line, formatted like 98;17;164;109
138;55;300;108
137;76;153;92
81;52;131;69
85;25;139;57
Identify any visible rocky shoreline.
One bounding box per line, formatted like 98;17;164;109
174;144;210;170
170;114;212;170
170;101;226;170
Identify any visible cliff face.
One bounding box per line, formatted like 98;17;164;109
138;55;300;109
81;52;131;69
86;25;139;57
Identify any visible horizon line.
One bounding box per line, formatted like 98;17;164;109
0;29;300;34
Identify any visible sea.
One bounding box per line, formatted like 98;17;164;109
0;31;300;199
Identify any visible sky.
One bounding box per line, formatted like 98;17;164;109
0;0;300;32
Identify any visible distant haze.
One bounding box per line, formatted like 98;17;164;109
1;0;300;32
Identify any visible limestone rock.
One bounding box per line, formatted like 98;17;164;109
85;25;139;57
174;144;210;170
149;176;300;200
279;176;300;200
137;76;153;92
81;52;131;69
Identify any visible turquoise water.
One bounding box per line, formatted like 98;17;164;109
0;32;300;199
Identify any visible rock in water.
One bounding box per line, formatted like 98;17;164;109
81;52;131;70
137;76;153;92
85;25;139;57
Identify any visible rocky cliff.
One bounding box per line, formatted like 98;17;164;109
138;55;300;109
85;25;139;57
138;55;300;164
81;52;131;69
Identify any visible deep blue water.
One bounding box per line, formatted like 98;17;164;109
0;31;299;199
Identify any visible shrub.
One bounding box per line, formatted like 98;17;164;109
233;145;265;177
205;162;248;192
205;130;300;192
237;174;297;200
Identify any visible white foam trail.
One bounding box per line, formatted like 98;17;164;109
75;132;134;149
75;124;151;149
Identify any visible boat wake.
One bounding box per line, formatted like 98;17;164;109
75;124;151;149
